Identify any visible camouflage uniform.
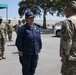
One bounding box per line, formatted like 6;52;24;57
0;22;6;60
60;1;76;75
22;19;26;24
7;20;13;41
60;13;76;75
14;20;22;34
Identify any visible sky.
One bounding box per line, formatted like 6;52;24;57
0;0;66;20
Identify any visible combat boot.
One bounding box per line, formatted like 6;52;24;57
2;53;6;59
0;56;2;60
2;56;6;59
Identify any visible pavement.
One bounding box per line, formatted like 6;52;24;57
0;30;61;75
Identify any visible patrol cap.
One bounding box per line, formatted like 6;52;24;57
25;9;35;18
0;16;2;19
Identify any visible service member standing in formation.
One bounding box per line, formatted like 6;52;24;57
0;17;7;60
60;1;76;75
7;20;13;41
15;10;42;75
14;20;22;34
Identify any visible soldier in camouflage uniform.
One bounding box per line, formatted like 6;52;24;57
22;19;26;24
60;1;76;75
14;20;22;34
7;20;13;41
0;17;7;60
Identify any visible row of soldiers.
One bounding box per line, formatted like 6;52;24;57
14;19;25;33
0;16;25;60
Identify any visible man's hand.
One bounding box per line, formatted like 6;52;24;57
61;57;66;63
18;51;23;56
61;56;69;64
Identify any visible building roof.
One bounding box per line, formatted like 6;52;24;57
0;3;8;9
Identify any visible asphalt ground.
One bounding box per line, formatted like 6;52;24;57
0;29;61;75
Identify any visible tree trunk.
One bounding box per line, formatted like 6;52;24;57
42;9;47;29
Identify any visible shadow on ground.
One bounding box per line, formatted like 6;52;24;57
6;40;13;42
51;36;60;38
12;52;18;54
7;44;15;46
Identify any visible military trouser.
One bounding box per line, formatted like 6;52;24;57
61;61;76;75
19;54;39;75
8;31;12;41
0;38;5;56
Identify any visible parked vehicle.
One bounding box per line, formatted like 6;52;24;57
54;22;62;37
